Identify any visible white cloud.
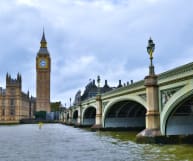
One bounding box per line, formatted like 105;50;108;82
63;55;96;76
145;0;160;3
17;0;32;5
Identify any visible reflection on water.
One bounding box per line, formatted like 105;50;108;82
97;130;193;161
0;124;193;161
97;131;137;142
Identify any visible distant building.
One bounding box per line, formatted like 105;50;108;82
73;79;114;105
0;73;35;123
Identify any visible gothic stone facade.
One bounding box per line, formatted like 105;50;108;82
0;74;35;123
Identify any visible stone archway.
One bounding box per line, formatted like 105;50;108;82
103;100;146;129
82;106;96;126
161;85;193;135
72;110;78;124
165;95;193;135
67;113;69;123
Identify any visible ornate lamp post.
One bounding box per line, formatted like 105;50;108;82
147;38;155;75
91;75;102;130
136;37;161;143
97;75;101;95
69;97;71;107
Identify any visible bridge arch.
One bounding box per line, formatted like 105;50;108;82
72;110;78;124
82;106;96;126
103;96;147;129
161;84;193;135
66;113;69;122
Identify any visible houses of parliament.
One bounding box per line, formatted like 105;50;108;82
0;31;51;123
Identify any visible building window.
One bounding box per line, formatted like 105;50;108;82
2;100;5;116
10;88;15;95
10;99;15;116
2;108;5;116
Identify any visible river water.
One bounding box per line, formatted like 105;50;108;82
0;124;193;161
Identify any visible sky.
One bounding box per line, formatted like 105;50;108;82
0;0;193;107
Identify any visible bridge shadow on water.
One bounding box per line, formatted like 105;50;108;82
97;131;138;142
76;126;193;161
80;126;139;143
79;126;193;160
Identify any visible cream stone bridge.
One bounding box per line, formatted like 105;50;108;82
62;39;193;141
62;61;193;137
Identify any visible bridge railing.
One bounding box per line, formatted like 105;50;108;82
158;62;193;80
101;80;145;98
70;62;193;109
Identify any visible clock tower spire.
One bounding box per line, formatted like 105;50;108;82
36;30;51;114
41;30;47;48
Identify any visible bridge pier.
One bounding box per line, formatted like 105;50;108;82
67;109;73;125
91;95;102;130
136;66;162;143
75;104;82;127
62;111;67;124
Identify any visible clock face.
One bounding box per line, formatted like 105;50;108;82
40;59;47;67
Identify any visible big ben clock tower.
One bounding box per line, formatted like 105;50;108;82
36;31;51;113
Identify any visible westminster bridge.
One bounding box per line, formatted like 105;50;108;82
62;39;193;142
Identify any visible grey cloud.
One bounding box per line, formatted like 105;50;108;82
0;0;193;104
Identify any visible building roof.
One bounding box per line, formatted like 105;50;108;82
38;31;50;55
74;79;114;102
41;30;46;43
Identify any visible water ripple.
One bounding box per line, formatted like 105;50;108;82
0;124;193;161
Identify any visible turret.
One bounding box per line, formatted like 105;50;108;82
6;73;22;89
104;80;109;87
117;80;122;88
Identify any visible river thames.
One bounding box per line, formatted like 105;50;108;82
0;124;193;161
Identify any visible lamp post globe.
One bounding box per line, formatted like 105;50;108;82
97;75;101;95
147;38;155;66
